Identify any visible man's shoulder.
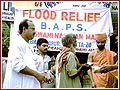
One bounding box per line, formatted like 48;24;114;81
45;54;51;58
88;49;97;56
105;48;116;55
44;54;51;62
35;54;43;59
67;52;75;58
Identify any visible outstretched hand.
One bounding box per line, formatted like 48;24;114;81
100;64;116;73
81;64;91;71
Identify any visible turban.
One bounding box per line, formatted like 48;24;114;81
95;32;107;41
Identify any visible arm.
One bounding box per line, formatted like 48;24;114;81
87;53;96;88
66;53;91;79
20;66;48;83
100;64;118;73
100;63;118;79
65;53;79;79
10;44;48;83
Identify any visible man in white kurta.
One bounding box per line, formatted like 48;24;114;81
3;19;49;88
3;35;40;88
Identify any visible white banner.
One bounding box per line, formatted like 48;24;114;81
11;1;113;53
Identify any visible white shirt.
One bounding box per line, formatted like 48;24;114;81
36;53;51;72
35;52;51;88
3;36;40;88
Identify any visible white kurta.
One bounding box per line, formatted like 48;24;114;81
3;36;40;88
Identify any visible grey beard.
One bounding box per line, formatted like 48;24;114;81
70;44;76;54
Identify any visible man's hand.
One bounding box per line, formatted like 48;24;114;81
34;72;49;83
81;64;91;71
100;64;118;73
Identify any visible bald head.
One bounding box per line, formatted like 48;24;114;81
95;32;107;41
95;32;107;51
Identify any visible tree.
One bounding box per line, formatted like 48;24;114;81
2;21;10;57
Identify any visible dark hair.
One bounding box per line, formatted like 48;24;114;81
62;33;76;46
19;19;33;34
48;60;55;70
37;38;48;47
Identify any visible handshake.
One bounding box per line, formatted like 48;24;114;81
40;70;52;84
35;70;52;84
41;70;51;79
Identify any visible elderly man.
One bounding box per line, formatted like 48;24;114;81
87;32;116;88
56;33;91;88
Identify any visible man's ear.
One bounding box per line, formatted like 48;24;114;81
22;27;26;32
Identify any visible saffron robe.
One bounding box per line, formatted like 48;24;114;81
91;48;115;88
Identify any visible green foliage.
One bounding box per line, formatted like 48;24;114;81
2;21;10;57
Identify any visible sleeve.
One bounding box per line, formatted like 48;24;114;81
114;53;118;64
87;51;96;62
110;60;118;79
9;43;26;72
36;55;44;72
110;69;118;79
65;52;78;77
110;52;118;79
87;53;93;62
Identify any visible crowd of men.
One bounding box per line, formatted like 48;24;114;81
2;19;118;88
